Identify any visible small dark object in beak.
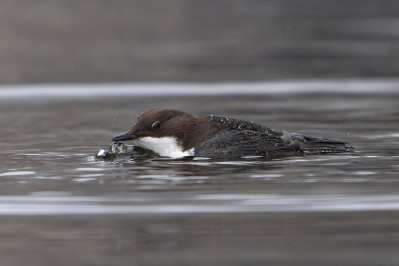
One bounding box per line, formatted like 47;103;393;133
112;131;136;142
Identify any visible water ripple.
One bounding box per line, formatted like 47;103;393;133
1;194;399;215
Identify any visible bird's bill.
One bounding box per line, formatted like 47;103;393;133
112;131;136;142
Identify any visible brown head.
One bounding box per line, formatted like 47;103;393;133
112;108;214;150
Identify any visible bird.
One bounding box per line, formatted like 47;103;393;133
112;108;353;159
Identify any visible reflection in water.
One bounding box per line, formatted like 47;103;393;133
0;85;398;265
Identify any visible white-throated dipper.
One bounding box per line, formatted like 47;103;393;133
112;108;353;159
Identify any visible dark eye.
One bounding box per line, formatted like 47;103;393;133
151;121;161;129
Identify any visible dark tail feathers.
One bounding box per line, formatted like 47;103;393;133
286;132;354;155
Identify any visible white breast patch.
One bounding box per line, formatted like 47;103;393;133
133;136;194;158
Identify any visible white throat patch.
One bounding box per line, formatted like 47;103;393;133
133;136;194;158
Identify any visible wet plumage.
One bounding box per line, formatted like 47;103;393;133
112;108;353;159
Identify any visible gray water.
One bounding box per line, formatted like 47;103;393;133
1;81;399;266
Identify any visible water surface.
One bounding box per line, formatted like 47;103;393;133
0;81;398;266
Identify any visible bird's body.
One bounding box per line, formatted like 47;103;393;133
112;108;353;159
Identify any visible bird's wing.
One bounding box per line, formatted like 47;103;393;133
194;130;301;159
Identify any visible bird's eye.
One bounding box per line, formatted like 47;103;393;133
151;121;161;129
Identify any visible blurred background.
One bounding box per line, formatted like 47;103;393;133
2;2;399;266
1;0;399;84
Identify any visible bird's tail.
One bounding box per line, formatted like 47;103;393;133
287;132;354;155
